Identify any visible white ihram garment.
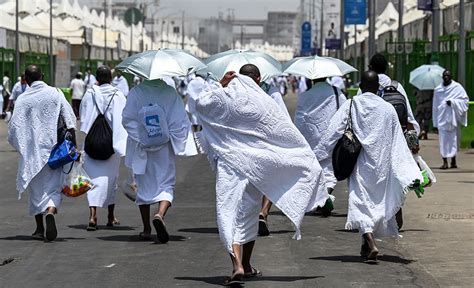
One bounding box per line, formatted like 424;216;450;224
265;85;290;119
112;76;130;97
316;93;423;237
295;82;347;189
195;75;328;254
185;77;206;125
122;80;196;205
433;81;469;158
8;81;76;215
80;84;128;207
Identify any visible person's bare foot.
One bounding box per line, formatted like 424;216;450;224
365;247;379;264
107;217;120;227
243;266;262;278
223;269;244;286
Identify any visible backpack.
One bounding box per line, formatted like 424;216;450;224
137;101;170;149
379;80;408;131
332;99;362;181
84;90;116;160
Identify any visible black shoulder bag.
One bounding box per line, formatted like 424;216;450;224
332;99;362;181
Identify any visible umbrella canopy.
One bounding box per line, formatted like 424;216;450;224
116;49;206;80
282;55;357;79
409;64;445;90
203;49;282;82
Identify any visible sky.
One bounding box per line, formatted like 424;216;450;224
74;0;299;20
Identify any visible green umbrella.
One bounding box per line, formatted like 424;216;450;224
116;49;206;80
283;55;357;80
202;49;282;82
409;64;445;90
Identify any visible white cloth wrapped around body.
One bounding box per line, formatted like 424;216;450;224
8;81;76;199
295;82;347;189
195;75;329;253
80;84;128;208
432;80;469;158
122;80;197;205
316;92;423;237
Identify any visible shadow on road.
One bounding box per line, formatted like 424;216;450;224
178;227;219;234
175;275;323;286
310;254;415;264
334;229;359;233
96;234;187;242
399;229;430;232
0;235;85;241
68;224;136;231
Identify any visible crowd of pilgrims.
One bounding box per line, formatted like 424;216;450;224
6;52;469;286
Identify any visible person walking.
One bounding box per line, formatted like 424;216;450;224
80;66;128;230
8;65;77;242
195;71;328;285
2;71;11;113
316;71;423;262
432;70;469;169
112;70;129;97
70;72;85;119
122;78;197;243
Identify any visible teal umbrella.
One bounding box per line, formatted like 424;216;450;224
409;64;445;90
282;55;357;80
202;49;282;82
116;49;206;80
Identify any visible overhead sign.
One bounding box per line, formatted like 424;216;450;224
344;0;367;25
124;7;143;26
417;0;433;11
301;21;312;55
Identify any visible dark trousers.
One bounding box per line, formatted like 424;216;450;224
72;99;81;119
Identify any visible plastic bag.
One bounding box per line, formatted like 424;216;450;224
121;169;137;202
60;162;94;197
414;154;437;185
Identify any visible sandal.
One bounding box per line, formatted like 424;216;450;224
152;215;169;243
243;267;262;278
86;222;97;231
223;274;244;287
136;232;153;241
31;232;44;241
258;215;270;236
106;218;120;227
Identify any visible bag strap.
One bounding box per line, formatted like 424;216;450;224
345;99;354;130
91;88;117;115
62;160;74;174
332;86;340;110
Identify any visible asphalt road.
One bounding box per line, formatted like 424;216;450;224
0;93;472;287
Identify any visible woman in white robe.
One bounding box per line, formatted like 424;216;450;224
122;79;196;243
195;73;328;284
316;71;423;261
432;70;469;169
8;65;76;241
80;66;128;230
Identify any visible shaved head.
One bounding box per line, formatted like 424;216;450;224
239;64;261;84
96;65;112;85
24;65;43;85
360;70;379;94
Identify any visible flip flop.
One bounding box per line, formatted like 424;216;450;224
243;267;262;278
106;219;120;227
136;232;153;241
364;249;379;264
152;215;169;243
86;222;97;231
258;215;270;237
31;232;44;241
45;213;57;242
223;274;244;287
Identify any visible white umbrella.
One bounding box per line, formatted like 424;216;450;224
203;49;282;82
282;55;357;79
116;49;206;80
409;64;445;90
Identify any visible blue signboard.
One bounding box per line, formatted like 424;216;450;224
301;21;312;55
417;0;432;11
326;39;342;50
344;0;367;25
